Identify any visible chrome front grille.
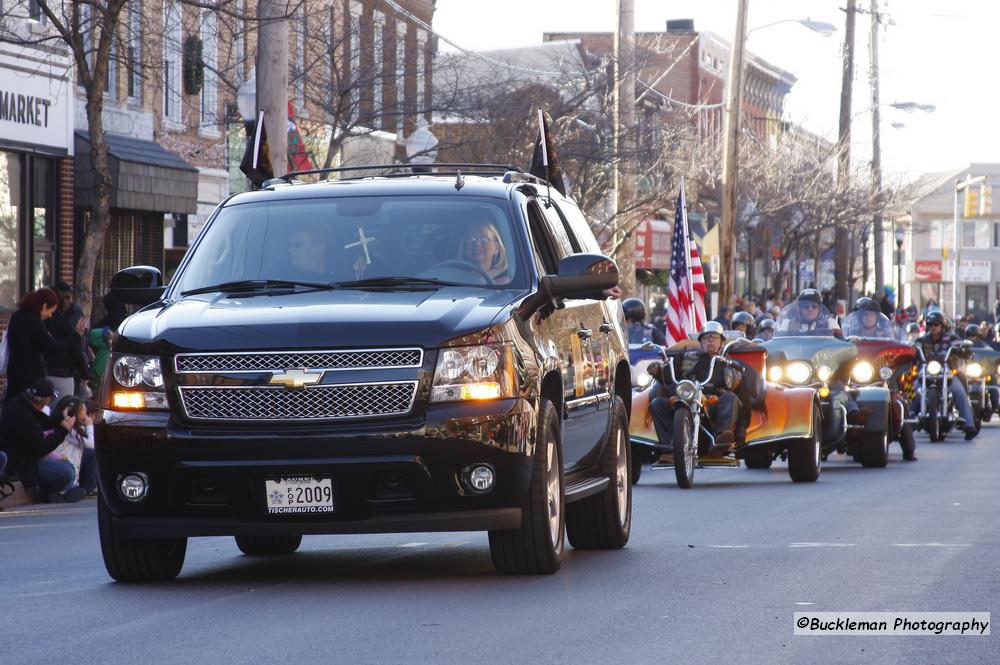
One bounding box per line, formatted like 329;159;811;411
174;348;423;373
179;382;418;421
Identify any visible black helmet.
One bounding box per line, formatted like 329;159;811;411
854;296;880;313
905;322;919;334
731;311;756;335
758;318;776;330
925;311;946;328
965;323;981;338
798;288;822;305
622;298;646;323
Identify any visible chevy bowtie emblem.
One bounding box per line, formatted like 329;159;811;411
269;368;323;388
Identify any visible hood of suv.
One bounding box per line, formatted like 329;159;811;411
119;287;523;351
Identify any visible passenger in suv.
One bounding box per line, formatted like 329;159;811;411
97;165;634;581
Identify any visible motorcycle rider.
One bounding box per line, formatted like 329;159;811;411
965;324;988;348
755;318;776;341
905;322;920;343
623;297;666;347
850;297;893;338
649;322;745;462
915;311;978;440
778;288;843;336
731;311;756;339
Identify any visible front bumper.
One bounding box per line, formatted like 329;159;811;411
96;398;536;537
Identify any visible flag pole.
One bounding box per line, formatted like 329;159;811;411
680;177;696;332
538;108;551;201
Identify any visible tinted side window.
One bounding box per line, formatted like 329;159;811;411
526;201;559;275
540;202;575;258
545;201;583;254
558;201;603;255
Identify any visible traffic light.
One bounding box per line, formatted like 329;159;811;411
980;183;993;216
964;187;980;217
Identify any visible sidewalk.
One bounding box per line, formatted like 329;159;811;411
0;481;96;513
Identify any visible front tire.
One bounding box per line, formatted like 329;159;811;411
673;407;696;489
630;444;643;485
235;535;302;556
788;406;822;482
926;389;942;442
860;430;889;468
566;397;631;550
98;495;186;582
489;397;564;574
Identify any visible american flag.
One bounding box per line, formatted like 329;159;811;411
665;179;708;345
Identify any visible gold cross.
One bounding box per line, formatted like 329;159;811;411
344;226;376;264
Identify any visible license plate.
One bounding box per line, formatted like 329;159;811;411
264;476;334;514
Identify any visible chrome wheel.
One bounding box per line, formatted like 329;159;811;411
545;439;561;547
615;428;628;526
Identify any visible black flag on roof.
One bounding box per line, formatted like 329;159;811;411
529;109;568;196
239;110;274;189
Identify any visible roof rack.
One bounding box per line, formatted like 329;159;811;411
259;163;552;188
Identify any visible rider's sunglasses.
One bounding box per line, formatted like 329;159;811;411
929;322;943;327
801;303;819;310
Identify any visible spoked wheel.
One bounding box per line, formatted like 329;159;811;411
672;408;696;489
788;406;822;482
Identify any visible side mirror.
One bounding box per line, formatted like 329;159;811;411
544;253;619;299
110;266;165;306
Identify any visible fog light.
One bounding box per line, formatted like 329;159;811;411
460;464;496;494
117;472;149;502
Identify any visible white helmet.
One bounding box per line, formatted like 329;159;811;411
697;321;726;341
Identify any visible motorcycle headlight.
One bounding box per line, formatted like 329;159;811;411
926;360;943;376
431;343;515;402
675;380;697;401
879;367;894;381
817;365;833;382
967;362;983;378
637;371;652;388
108;354;168;410
852;361;875;384
768;365;784;382
786;361;812;385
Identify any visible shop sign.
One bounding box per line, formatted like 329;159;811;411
914;260;943;281
634;218;671;270
0;45;73;153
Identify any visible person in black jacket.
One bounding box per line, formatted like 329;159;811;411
0;378;85;503
45;282;90;401
2;288;83;403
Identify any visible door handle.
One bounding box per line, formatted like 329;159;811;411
599;323;614;334
577;328;593;340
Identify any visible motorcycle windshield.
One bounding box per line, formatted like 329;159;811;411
762;335;857;368
774;301;841;337
843;311;894;339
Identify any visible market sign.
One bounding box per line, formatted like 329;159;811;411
634;218;671;270
960;259;991;283
914;260;943;281
0;43;73;154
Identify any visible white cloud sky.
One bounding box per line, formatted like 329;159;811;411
434;0;999;180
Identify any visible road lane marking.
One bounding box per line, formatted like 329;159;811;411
708;545;751;548
399;542;427;548
789;542;856;547
892;543;972;548
795;602;815;606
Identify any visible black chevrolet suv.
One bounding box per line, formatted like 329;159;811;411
97;165;633;581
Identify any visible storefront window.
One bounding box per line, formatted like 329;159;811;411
31;158;56;291
0;151;20;308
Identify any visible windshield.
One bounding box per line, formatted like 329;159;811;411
775;301;842;337
842;310;894;338
174;196;525;294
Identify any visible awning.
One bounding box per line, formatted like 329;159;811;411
74;131;198;213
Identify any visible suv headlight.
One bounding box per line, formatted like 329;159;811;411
109;354;168;410
786;361;812;385
851;361;875;384
967;362;983;378
431;344;515;402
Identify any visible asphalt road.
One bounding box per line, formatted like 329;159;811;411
2;425;997;664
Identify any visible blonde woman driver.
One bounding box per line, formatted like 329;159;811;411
459;221;511;285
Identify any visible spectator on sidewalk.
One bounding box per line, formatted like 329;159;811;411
46;282;90;400
87;293;128;392
3;288;85;403
0;379;85;503
50;396;98;496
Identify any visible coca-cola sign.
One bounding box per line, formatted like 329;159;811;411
914;260;943;281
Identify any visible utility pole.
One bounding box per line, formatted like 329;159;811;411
258;0;288;177
613;0;636;297
719;0;749;311
870;0;885;296
834;0;857;307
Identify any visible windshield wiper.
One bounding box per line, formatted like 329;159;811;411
180;279;337;296
332;276;464;289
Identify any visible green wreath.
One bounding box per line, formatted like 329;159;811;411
183;35;204;95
